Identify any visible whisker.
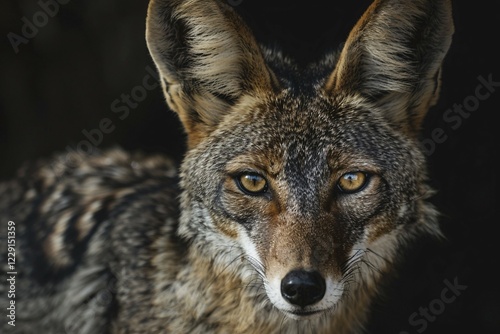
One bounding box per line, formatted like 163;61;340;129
365;247;393;265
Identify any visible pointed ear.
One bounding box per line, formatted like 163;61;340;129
146;0;278;147
325;0;454;134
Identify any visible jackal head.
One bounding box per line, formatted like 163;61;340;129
146;0;453;320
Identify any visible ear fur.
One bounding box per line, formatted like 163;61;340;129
146;0;278;147
325;0;454;134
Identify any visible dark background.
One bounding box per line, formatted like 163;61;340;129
1;0;499;333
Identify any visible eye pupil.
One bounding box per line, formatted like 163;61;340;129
337;172;368;193
237;173;268;194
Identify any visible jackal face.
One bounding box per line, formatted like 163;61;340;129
146;0;453;319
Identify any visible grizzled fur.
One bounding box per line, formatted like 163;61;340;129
1;0;454;333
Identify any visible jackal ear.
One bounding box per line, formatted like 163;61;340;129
146;0;277;147
325;0;454;134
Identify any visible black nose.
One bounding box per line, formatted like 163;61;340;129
280;270;326;307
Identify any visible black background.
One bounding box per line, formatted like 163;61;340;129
1;0;499;333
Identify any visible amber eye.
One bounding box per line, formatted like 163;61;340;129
236;173;268;195
337;172;369;194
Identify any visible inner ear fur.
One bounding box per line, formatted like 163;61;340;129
325;0;454;134
146;0;278;147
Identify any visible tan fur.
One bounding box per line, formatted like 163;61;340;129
1;0;454;333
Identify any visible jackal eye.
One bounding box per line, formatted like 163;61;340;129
236;173;268;195
337;172;369;194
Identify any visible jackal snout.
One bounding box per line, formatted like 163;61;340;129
280;270;326;308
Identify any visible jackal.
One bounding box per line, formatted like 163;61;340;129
0;0;454;333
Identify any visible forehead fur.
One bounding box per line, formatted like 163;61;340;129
179;90;427;217
206;91;419;170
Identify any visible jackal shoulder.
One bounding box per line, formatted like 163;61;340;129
0;147;184;332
